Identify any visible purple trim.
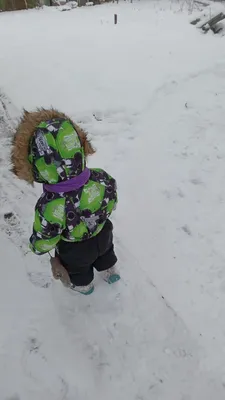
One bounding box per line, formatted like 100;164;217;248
43;168;91;193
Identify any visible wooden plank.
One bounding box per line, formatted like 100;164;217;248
200;12;225;29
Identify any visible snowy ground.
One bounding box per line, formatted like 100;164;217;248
1;0;225;398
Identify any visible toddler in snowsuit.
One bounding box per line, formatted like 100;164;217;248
11;108;120;294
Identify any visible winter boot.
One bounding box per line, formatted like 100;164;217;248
70;282;94;295
102;266;120;284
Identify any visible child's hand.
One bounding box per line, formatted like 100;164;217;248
50;256;71;287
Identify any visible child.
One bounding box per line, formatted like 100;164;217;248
11;108;120;295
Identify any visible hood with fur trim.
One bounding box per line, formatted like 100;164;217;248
11;108;95;184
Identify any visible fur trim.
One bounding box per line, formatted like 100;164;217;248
11;108;95;184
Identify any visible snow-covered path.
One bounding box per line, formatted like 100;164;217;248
1;1;225;398
1;231;225;400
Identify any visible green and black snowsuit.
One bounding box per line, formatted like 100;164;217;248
11;110;118;260
29;119;118;255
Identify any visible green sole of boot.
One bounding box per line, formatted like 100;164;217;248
107;274;121;284
71;286;94;295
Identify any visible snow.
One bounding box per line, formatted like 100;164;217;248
1;0;225;398
1;231;224;400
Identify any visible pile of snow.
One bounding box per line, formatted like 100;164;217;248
56;1;78;11
1;0;225;398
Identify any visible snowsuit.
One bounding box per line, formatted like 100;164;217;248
11;109;118;286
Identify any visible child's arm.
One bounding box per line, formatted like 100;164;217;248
29;199;65;255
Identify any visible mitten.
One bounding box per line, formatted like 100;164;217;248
50;256;71;287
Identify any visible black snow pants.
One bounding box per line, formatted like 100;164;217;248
56;219;117;286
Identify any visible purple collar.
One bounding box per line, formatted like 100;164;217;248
43;168;90;193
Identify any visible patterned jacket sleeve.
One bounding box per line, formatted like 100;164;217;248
29;196;65;255
114;178;118;209
108;172;118;211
